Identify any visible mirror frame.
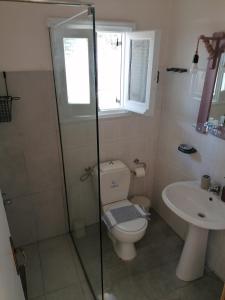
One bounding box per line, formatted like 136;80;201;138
196;31;225;139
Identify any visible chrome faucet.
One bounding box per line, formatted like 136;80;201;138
208;184;221;195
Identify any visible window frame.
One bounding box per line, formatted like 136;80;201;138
95;22;135;117
123;30;160;116
50;26;96;120
50;20;160;119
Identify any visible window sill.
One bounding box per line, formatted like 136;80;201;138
59;110;133;124
98;109;132;119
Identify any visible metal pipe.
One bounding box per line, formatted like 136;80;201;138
0;0;93;7
52;8;88;28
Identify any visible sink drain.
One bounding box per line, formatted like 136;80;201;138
198;213;205;218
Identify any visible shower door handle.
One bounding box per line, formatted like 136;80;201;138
2;193;13;207
4;199;12;207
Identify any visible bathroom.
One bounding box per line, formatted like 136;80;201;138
0;0;225;299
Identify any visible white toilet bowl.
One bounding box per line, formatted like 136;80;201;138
93;160;148;261
103;200;148;261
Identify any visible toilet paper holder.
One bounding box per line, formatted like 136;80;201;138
134;158;147;169
131;158;147;175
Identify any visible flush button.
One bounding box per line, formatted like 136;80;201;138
111;181;119;188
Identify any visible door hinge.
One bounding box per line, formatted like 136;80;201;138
10;237;19;274
157;71;160;84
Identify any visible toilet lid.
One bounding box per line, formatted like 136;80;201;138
103;199;148;232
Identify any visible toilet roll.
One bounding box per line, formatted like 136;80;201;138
134;167;146;178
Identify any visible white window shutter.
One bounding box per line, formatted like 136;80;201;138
123;30;160;115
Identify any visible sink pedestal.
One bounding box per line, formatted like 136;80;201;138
176;224;208;281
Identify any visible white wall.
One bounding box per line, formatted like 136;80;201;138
0;0;171;71
0;2;82;245
59;0;173;229
1;0;225;283
0;0;173;243
0;2;84;71
153;0;225;281
96;0;172;199
0;71;67;246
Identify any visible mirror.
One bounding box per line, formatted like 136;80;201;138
196;31;225;139
204;53;225;139
210;53;225;121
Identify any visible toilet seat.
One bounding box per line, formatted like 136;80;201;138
103;199;148;233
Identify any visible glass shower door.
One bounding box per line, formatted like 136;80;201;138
50;7;102;299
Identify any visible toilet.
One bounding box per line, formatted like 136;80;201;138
93;160;148;261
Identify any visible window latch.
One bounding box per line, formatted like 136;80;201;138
116;98;121;104
116;38;122;47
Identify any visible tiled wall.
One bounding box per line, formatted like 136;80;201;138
60;119;100;230
0;71;67;246
60;103;162;231
99;112;161;199
211;103;225;119
57;0;173;233
153;0;225;281
0;0;173;246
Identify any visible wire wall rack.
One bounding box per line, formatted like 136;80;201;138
0;72;20;123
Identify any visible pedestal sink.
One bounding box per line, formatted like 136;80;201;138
162;181;225;281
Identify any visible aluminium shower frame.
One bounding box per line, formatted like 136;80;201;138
0;1;103;299
3;0;93;7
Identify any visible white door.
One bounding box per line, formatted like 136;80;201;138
0;191;25;300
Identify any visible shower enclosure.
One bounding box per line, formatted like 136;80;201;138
49;4;103;299
0;1;102;300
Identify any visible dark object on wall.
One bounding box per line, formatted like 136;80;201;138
178;144;197;154
166;68;188;73
221;186;225;203
0;96;13;122
0;72;20;123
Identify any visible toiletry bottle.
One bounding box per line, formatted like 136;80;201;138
201;175;211;190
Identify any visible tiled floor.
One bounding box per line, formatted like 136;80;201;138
24;234;93;300
25;211;224;300
76;210;223;300
101;210;223;300
73;225;102;298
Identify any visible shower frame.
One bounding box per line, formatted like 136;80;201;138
0;0;103;299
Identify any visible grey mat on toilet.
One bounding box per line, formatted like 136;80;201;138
102;204;150;229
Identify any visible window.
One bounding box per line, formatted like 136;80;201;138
123;31;160;115
97;32;122;110
63;38;90;104
50;22;160;118
97;28;160;116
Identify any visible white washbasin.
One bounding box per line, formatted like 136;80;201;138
162;181;225;282
162;181;225;230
